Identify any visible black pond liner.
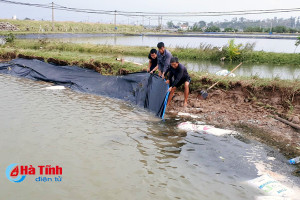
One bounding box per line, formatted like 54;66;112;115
0;58;170;119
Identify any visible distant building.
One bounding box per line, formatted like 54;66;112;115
180;24;188;31
12;15;17;20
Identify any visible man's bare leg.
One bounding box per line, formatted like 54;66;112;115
167;87;176;106
183;81;189;107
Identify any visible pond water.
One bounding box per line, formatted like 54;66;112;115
17;33;300;53
0;74;299;199
123;56;300;80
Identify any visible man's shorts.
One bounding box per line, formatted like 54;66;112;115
172;76;191;88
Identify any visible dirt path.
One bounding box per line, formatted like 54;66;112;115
167;89;300;161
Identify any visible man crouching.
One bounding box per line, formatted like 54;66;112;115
165;57;190;108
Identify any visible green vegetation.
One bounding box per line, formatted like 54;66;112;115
295;36;300;53
193;17;300;33
205;26;221;32
0;19;145;35
223;27;238;32
6;39;300;66
4;33;15;43
0;47;144;75
243;27;264;33
225;39;242;61
243;26;300;33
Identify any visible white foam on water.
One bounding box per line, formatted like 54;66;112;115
45;86;66;90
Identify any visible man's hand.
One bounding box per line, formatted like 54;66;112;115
150;70;153;74
165;80;170;84
147;68;150;73
161;74;165;79
168;87;173;92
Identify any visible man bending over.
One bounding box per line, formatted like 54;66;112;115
165;57;190;107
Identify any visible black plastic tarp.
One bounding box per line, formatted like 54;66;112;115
0;59;169;118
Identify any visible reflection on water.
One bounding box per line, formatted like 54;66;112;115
0;74;299;200
123;56;300;80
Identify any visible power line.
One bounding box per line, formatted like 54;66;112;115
1;0;300;17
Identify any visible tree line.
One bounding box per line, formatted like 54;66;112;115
167;16;300;33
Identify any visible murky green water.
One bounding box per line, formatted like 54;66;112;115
0;74;299;200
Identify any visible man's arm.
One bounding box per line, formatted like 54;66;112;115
167;71;173;84
150;65;158;74
171;67;184;87
147;59;152;72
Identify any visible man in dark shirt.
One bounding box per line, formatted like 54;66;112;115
165;57;190;107
157;42;172;79
147;49;158;73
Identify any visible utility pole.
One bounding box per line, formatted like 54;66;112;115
142;16;144;26
114;10;117;29
52;2;54;31
149;17;151;26
158;16;160;30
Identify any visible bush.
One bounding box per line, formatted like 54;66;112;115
5;33;15;43
205;26;221;32
243;27;264;32
224;39;242;62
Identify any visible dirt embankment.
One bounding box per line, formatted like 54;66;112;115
0;52;128;75
168;84;300;158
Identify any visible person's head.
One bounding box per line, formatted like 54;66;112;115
170;57;179;69
157;42;165;54
150;48;157;59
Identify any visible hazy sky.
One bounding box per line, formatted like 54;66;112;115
1;0;300;25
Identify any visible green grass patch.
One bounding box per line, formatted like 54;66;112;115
0;19;145;34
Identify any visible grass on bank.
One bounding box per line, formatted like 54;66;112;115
1;46;300;94
0;47;144;75
6;39;300;66
0;19;145;35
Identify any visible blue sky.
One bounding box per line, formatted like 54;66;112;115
0;0;300;25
